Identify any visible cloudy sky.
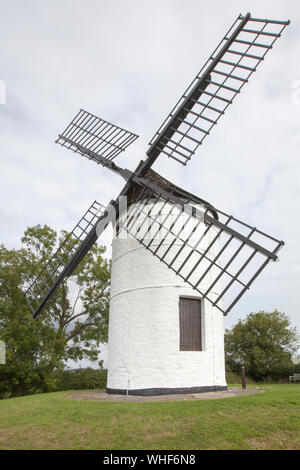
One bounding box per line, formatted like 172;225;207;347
0;0;299;365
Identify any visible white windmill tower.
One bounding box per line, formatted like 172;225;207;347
107;172;227;395
26;12;289;395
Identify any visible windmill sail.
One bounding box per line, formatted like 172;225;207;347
147;13;290;166
119;183;284;315
56;109;138;168
26;12;288;320
25;200;108;319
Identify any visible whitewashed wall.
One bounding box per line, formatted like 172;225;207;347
107;202;227;394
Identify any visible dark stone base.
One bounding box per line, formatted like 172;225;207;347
106;385;228;396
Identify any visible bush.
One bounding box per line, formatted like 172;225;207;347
53;368;107;391
225;366;257;385
265;362;295;383
0;367;107;399
225;362;299;384
0;364;54;399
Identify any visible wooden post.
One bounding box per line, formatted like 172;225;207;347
241;366;246;389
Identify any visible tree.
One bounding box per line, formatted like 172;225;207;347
225;310;299;381
0;224;110;398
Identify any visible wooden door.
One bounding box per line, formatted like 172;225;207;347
179;298;202;351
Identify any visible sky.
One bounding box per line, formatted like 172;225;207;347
0;0;299;367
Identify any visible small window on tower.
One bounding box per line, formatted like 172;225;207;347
179;297;202;351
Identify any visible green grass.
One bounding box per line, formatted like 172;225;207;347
0;384;299;450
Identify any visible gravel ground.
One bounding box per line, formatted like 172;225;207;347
66;387;264;402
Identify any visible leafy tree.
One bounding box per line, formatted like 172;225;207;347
0;225;110;398
225;310;299;381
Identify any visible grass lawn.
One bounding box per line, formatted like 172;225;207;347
0;384;299;450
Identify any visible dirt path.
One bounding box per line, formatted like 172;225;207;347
66;387;264;402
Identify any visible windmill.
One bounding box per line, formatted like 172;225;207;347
25;12;289;395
